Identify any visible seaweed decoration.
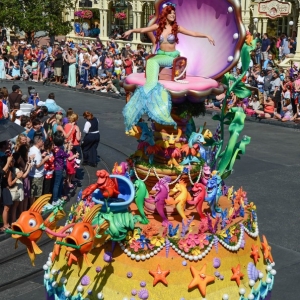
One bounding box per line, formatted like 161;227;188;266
212;41;257;179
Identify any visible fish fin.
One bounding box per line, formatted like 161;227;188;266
83;204;102;223
32;241;43;255
29;194;52;213
145;190;149;198
26;244;36;266
83;253;92;267
44;210;66;232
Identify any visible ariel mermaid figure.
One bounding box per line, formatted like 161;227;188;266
122;2;215;131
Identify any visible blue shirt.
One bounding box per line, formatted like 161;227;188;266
261;38;270;52
27;128;46;142
28;96;40;106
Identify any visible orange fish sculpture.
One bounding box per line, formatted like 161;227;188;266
9;194;64;266
60;204;109;268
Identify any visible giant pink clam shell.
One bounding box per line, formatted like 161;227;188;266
148;0;245;79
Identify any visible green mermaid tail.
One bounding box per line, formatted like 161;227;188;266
123;52;179;131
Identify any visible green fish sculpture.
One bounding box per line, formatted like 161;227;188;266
134;180;149;224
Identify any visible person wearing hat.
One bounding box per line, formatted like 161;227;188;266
123;43;134;58
8;85;22;110
14;110;23;125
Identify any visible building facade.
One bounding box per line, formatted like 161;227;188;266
66;0;300;50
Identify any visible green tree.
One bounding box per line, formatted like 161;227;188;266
0;0;75;41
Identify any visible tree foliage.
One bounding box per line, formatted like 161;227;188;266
0;0;75;37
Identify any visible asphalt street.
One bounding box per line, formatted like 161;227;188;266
0;80;299;299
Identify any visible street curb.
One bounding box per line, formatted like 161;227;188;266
205;108;300;130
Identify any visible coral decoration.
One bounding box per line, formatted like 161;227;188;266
188;264;215;297
74;10;93;19
250;244;260;265
231;264;244;286
261;235;274;263
149;264;170;286
115;12;127;20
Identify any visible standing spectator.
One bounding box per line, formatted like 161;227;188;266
66;143;79;188
66;49;77;88
28;136;49;205
90;50;98;79
263;67;273;100
52;131;69;204
261;33;271;65
263;53;274;70
114;53;122;79
46;42;52;56
64;113;81;154
24;44;33;62
27;118;46;143
123;54;133;76
0;92;9;118
96;50;106;76
104;52;114;74
43;139;55;194
0;54;6;79
81;54;90;88
18;41;26;75
281;34;290;57
8;85;22;110
81;111;100;167
9;40;19;60
53;47;63;84
270;70;281;113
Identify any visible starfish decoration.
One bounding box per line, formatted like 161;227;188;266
261;235;274;263
250;244;260;265
188;264;215;297
231;264;244;286
149;264;170;286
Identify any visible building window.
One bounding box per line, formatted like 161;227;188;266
109;0;133;40
79;0;93;8
141;2;155;43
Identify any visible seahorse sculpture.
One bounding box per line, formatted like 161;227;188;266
152;176;171;226
166;180;192;222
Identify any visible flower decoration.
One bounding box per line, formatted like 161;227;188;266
178;238;190;253
198;218;208;234
198;234;209;249
230;235;238;243
187;234;200;248
74;10;93;19
248;202;256;211
150;236;165;247
130;240;142;252
126;229;140;244
191;247;201;256
115;12;127;20
137;234;152;250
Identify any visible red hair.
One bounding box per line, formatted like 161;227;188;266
155;5;179;45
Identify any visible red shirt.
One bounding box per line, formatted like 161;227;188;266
124;59;132;75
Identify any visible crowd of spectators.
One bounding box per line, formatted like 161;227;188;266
207;32;300;123
0;85;101;233
0;38;148;95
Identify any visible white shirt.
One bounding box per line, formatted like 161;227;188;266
14;118;21;125
114;59;122;71
20;103;34;116
83;121;91;133
28;146;44;178
2;103;8;118
91;54;98;67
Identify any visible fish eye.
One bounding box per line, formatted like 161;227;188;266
82;231;90;240
29;218;37;227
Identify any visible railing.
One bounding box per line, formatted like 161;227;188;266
66;34;153;52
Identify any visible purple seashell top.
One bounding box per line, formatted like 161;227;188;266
127;272;133;278
138;288;149;300
132;289;137;296
96;266;102;273
247;262;259;281
140;281;146;287
213;257;221;268
81;275;90;286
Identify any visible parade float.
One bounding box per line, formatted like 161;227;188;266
6;0;276;299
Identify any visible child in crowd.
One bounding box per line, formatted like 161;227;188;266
66;143;79;188
43;139;55;194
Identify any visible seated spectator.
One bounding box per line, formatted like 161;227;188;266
255;95;275;119
245;95;261;116
111;72;121;94
22;60;32;80
274;99;294;122
6;60;21;80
